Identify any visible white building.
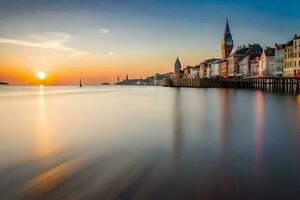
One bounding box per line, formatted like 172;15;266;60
211;59;222;77
259;47;275;77
189;65;200;78
274;44;286;77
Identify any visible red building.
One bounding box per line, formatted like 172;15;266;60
220;60;228;78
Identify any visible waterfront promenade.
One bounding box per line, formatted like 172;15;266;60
166;77;300;94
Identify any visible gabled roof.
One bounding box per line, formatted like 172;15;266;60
275;43;286;50
264;47;275;57
231;46;250;57
241;44;263;60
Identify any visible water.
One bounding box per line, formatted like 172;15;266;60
0;85;299;199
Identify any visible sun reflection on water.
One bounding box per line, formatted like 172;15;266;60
35;85;59;158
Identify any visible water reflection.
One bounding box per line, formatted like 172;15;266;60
218;89;230;153
172;88;183;159
0;86;299;199
35;85;59;158
254;91;265;186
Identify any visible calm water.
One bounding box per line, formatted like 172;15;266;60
0;85;299;200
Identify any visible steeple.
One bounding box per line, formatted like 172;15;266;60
221;18;234;59
174;57;182;74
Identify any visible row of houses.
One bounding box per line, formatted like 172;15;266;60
174;19;300;79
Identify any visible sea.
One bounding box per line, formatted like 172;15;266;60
0;85;299;199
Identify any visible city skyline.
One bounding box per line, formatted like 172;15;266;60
1;0;300;84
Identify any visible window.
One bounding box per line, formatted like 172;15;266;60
295;61;297;67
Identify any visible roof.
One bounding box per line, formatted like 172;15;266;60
264;47;275;57
241;44;263;60
286;40;293;47
275;43;286;50
231;46;250;57
294;34;300;39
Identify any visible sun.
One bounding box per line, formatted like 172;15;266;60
37;71;47;80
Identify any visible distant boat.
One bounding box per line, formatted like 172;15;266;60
79;79;82;87
101;82;110;85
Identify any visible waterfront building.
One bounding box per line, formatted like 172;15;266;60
189;65;200;78
211;59;222;77
206;63;212;78
220;60;228;78
258;47;275;77
154;73;173;85
200;59;219;78
239;44;263;78
221;19;234;60
199;61;208;78
274;43;286;77
284;35;300;76
174;57;183;78
183;66;192;77
227;46;250;78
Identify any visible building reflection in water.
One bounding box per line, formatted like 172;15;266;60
217;89;231;196
35;85;59;158
172;88;183;161
218;89;230;153
254;91;265;182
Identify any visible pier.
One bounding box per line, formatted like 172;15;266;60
165;77;300;94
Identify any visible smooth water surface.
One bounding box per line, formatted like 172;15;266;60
0;85;299;199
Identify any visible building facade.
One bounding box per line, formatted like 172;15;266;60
220;60;228;78
189;65;200;78
239;44;263;78
211;59;222;77
274;44;286;77
227;46;250;78
258;47;275;77
284;35;300;76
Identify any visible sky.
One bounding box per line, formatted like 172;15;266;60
0;0;300;84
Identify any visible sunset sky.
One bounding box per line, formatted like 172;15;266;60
1;0;300;84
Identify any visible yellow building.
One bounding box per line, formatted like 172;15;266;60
284;35;300;76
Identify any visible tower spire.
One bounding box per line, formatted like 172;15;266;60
221;18;234;60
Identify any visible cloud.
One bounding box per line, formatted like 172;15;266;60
96;28;110;34
0;32;88;57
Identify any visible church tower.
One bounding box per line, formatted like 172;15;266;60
221;18;234;60
174;57;182;75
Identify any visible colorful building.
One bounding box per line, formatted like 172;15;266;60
284;35;300;77
239;44;263;78
220;60;228;78
227;46;250;78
